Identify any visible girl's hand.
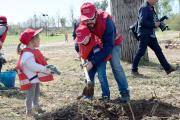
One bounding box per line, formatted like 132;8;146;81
42;65;53;74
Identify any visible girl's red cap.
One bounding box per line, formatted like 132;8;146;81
20;28;43;45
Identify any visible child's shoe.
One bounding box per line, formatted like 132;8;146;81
103;96;110;103
26;110;38;117
82;95;93;100
33;105;46;114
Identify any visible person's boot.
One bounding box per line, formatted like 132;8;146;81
131;71;143;77
102;96;110;103
166;66;179;74
120;92;130;103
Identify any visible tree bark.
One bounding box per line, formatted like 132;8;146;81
110;0;149;62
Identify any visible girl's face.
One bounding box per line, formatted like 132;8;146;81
82;33;91;45
32;34;40;48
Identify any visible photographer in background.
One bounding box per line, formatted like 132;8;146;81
131;0;176;77
0;15;8;72
72;18;81;60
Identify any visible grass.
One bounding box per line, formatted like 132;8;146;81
5;30;180;43
155;30;180;40
155;30;180;35
0;31;180;119
139;59;161;68
5;33;73;43
0;50;180;119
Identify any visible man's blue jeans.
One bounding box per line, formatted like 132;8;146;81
84;61;110;99
132;35;171;72
109;45;129;95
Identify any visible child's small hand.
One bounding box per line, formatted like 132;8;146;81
42;65;53;74
83;61;93;71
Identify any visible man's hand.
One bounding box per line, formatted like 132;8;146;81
77;52;81;61
83;61;93;71
155;22;161;27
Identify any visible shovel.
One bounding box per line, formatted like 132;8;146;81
81;58;94;96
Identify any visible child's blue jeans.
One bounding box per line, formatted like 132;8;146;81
84;61;110;99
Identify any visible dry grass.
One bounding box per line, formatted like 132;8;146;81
0;43;180;120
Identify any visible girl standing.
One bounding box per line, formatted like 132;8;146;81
17;28;54;117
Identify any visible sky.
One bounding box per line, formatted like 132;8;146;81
2;0;111;25
2;0;179;25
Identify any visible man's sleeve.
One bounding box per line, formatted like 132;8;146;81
139;7;155;28
75;43;79;52
91;17;115;66
0;26;7;37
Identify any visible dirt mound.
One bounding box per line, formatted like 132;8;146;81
37;97;180;120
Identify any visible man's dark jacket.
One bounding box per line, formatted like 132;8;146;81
135;1;156;36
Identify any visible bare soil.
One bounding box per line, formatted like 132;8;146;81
0;42;180;120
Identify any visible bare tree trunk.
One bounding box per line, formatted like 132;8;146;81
56;9;61;28
110;0;149;62
69;5;74;28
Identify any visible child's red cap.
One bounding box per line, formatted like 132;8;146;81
74;25;90;43
20;28;43;45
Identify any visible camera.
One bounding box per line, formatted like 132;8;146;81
157;16;170;32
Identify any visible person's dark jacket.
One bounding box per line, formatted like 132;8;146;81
135;1;156;36
72;18;80;52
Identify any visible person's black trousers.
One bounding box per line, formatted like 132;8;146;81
132;35;171;72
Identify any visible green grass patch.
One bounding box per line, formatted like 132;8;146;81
155;30;180;40
156;30;180;35
4;113;19;117
5;33;73;43
0;83;5;87
0;98;4;102
139;59;161;68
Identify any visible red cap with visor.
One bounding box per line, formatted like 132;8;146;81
20;28;43;45
0;15;7;23
74;25;90;43
80;2;96;21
